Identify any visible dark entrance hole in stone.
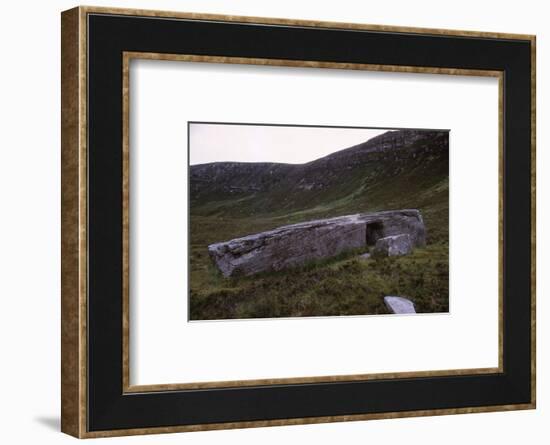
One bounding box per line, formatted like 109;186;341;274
366;222;384;246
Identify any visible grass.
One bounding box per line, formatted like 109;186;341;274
190;243;448;320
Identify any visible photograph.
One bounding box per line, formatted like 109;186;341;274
189;123;450;320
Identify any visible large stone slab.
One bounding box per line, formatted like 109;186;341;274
384;296;416;314
372;234;413;258
208;209;425;277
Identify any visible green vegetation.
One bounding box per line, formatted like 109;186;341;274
189;131;449;320
190;244;448;320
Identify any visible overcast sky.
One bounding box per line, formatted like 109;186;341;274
189;123;389;165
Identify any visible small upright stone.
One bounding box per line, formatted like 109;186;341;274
359;252;371;260
384;296;416;314
372;234;413;258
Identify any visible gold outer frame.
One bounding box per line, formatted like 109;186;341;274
61;5;536;438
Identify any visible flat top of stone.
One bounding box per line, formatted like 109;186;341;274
384;296;416;314
209;209;422;248
378;234;411;242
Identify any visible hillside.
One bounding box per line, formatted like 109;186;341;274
189;129;449;320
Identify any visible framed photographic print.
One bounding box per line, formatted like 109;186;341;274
61;6;536;438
